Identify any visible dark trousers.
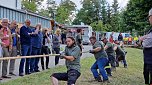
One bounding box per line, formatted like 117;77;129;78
53;48;60;65
19;45;32;74
78;45;82;56
116;54;127;67
41;46;50;70
30;47;41;72
105;61;112;76
52;69;81;85
144;63;152;84
108;55;116;68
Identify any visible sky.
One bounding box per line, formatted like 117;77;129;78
42;0;130;10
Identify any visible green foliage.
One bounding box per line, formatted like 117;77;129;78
121;0;152;35
73;0;102;25
22;0;44;12
38;9;50;17
22;0;37;12
73;0;119;32
56;0;76;24
90;20;108;32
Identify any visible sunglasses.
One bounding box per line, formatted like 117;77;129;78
2;22;8;23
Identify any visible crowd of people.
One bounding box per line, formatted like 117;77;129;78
0;8;151;85
50;29;128;84
109;32;141;47
50;8;152;85
0;18;62;79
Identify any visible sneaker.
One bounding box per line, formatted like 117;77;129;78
25;72;31;75
46;67;50;69
9;73;16;76
107;74;112;77
2;76;11;79
19;73;24;76
103;79;110;83
124;65;128;68
0;78;2;80
35;70;40;72
95;76;102;82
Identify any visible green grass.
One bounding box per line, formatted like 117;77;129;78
0;48;144;85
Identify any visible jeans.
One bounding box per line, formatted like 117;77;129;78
91;57;109;80
30;47;41;72
53;48;60;65
19;45;32;74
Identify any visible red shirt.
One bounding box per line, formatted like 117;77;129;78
109;37;114;43
2;28;10;47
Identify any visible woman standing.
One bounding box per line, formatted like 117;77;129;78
52;29;61;65
41;29;51;70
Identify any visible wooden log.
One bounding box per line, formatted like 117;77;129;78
0;54;60;60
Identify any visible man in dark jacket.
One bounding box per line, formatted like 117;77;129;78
19;19;34;76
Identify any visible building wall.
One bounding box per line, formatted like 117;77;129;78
0;5;51;28
0;0;21;9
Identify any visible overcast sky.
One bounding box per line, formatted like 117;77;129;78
42;0;129;9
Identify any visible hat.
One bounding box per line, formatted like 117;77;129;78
149;8;152;17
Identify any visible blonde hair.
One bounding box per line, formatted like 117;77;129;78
55;29;61;35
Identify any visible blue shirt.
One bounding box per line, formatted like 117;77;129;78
11;28;17;46
31;28;43;48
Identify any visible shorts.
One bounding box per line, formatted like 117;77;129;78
51;69;81;85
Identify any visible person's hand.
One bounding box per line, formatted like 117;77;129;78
89;50;95;54
59;52;65;59
59;40;62;43
28;33;31;35
12;33;16;37
1;42;6;47
3;35;9;40
9;45;12;52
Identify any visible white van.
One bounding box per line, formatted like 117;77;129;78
64;25;93;45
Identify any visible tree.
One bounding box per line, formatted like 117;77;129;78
38;9;50;17
55;0;76;24
106;3;112;24
22;0;44;12
101;0;107;24
121;0;152;35
73;0;102;25
110;0;119;31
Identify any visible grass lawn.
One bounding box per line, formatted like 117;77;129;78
0;48;144;85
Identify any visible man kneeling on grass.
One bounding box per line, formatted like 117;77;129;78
51;37;81;85
89;36;109;83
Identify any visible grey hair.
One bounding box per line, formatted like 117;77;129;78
149;8;152;17
25;19;31;23
2;18;9;22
